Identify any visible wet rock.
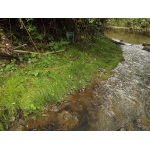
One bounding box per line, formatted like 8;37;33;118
48;104;61;112
59;111;72;120
27;128;38;131
45;123;54;131
9;116;15;122
142;42;150;46
117;127;127;131
89;110;97;119
15;125;24;131
57;111;78;130
133;118;150;131
63;100;69;103
63;105;73;112
144;100;150;119
91;101;99;106
19;119;25;125
142;46;150;52
72;115;78;120
77;87;86;93
125;123;135;131
67;92;72;95
74;100;82;106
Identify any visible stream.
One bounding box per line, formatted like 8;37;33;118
9;31;150;131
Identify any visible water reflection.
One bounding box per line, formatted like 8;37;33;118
105;30;150;44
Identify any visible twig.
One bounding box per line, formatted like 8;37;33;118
49;49;65;54
13;44;27;50
9;18;12;43
41;19;46;38
19;18;39;52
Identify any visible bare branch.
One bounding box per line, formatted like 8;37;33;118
19;18;39;52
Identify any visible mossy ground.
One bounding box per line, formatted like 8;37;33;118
0;35;122;130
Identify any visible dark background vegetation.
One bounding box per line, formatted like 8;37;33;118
0;18;107;51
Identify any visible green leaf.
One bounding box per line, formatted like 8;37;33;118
36;34;43;40
19;56;24;62
42;114;47;117
23;112;29;117
30;104;36;110
53;45;59;50
32;115;36;121
81;36;85;39
30;104;34;107
33;72;39;77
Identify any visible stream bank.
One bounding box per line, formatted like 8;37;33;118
0;36;122;131
9;42;150;131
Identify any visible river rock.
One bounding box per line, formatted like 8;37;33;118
142;42;150;46
117;127;127;131
15;125;24;131
142;46;150;52
47;104;61;112
19;119;25;125
125;123;135;131
9;116;15;122
57;111;78;130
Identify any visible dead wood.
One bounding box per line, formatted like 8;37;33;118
0;49;65;59
110;38;132;46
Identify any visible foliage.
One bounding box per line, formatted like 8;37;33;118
0;123;4;131
107;18;150;29
0;18;107;51
5;59;17;71
107;18;150;36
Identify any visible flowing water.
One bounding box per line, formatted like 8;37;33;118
9;31;150;131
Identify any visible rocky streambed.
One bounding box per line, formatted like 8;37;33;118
9;42;150;131
94;44;150;130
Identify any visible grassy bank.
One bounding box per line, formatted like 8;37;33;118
0;35;122;130
107;18;150;36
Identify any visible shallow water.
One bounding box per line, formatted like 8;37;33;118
105;30;150;44
9;33;150;131
93;44;150;130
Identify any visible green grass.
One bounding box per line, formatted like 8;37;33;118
0;35;122;130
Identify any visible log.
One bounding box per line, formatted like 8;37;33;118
0;49;65;58
13;49;65;55
110;38;132;46
110;39;125;45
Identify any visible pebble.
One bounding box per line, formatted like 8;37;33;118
117;127;126;131
31;128;37;131
9;116;15;122
15;125;24;131
63;100;69;103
